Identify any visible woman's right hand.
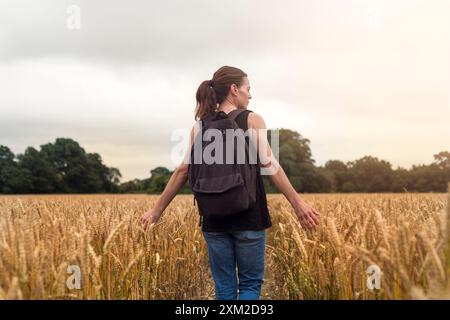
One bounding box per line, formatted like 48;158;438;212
141;207;162;230
293;198;320;230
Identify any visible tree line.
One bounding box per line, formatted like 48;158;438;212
0;138;121;194
1;132;449;194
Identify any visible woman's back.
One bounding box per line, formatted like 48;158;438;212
200;109;272;232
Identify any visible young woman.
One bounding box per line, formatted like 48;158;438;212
141;65;320;300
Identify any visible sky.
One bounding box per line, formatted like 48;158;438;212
1;0;449;182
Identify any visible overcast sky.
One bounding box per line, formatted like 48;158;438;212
1;0;449;182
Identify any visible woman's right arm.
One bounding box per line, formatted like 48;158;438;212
247;112;320;230
141;123;198;229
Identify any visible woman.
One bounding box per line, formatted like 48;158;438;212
141;65;320;300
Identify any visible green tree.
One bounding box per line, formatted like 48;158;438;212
391;167;410;192
17;147;57;193
0;145;33;193
148;167;171;193
409;163;446;192
266;129;329;192
347;156;394;192
323;160;350;192
433;151;450;190
37;138;121;193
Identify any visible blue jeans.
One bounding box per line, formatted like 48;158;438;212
202;229;266;300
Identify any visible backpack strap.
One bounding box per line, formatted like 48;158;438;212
227;108;247;122
203;109;249;125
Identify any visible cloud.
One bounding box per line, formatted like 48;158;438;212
1;0;449;181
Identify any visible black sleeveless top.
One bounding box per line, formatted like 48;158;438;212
200;109;273;232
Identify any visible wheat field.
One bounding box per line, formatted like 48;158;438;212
0;192;449;300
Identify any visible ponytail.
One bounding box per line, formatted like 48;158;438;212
195;80;217;121
194;66;248;121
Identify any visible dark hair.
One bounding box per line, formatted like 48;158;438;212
195;66;247;121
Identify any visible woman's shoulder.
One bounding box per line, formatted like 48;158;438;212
247;111;266;129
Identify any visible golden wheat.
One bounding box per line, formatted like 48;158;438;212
0;192;448;299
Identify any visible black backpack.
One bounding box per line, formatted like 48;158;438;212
188;109;258;221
